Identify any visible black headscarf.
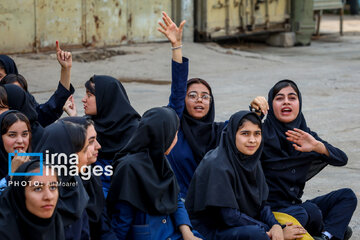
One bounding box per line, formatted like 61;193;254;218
3;84;44;150
34;121;89;227
0;110;19;178
108;107;180;215
186;111;268;218
89;75;140;159
181;79;225;163
0;55;18;75
261;80;328;180
0;160;65;240
60;116;105;223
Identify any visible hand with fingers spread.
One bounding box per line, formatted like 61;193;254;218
283;222;307;240
63;95;77;117
157;11;186;47
56;40;72;69
250;96;269;116
285;128;329;156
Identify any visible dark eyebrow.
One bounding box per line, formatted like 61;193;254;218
189;91;210;94
275;92;297;97
88;136;96;141
31;182;44;187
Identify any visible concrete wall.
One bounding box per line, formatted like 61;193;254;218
0;0;172;54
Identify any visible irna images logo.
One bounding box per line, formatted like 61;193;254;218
8;150;113;180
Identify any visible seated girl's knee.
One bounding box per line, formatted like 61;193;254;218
238;225;269;240
341;188;358;207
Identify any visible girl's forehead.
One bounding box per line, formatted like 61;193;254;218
187;83;210;93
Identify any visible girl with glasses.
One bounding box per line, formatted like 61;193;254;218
158;11;226;200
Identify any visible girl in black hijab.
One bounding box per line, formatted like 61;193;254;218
0;54;18;80
1;42;75;127
251;80;357;240
0;111;31;179
35;121;90;240
0;160;65;240
107;107;202;240
61;116;116;240
3;84;44;150
158;11;226;200
186;111;307;240
82;75;140;196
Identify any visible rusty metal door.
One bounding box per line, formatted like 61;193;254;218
85;0;128;46
35;0;83;50
128;0;172;42
195;0;291;41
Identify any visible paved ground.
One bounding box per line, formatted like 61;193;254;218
8;14;360;238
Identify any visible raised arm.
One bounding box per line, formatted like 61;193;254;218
158;11;189;118
56;41;71;90
158;11;185;63
35;41;75;126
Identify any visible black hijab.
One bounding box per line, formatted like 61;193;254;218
0;55;18;75
181;79;225;163
0;110;21;178
3;84;44;150
60;116;105;223
108;107;180;215
261;80;328;180
0;160;65;240
90;75;140;159
186;111;268;218
34;121;89;227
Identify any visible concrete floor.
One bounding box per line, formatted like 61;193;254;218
9;14;360;238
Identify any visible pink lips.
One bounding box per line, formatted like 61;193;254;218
281;107;292;115
41;205;54;210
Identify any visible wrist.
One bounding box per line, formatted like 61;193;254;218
61;66;71;71
179;224;191;234
171;41;182;48
313;141;323;153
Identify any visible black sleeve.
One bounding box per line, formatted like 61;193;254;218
36;82;75;127
219;207;268;230
310;129;348;166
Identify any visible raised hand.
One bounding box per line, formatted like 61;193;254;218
286;128;319;152
56;40;72;69
63;95;77;116
157;11;185;47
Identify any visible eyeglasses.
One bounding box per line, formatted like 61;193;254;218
187;92;211;103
